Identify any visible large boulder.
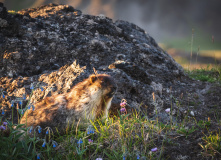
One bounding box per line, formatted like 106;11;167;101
0;3;220;124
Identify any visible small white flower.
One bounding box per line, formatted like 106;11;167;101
165;108;170;113
151;147;158;152
190;111;195;116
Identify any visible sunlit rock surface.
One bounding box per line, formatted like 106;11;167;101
0;3;220;125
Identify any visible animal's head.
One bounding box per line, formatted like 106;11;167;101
89;74;117;99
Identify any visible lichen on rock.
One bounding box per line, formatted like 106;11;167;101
0;3;220;126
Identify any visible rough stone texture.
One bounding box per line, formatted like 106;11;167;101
0;3;220;125
0;3;183;110
1;3;221;159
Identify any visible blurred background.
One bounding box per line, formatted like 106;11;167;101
1;0;221;69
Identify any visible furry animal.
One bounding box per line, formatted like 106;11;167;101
20;74;117;133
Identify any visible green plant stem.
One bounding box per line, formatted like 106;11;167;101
12;107;13;124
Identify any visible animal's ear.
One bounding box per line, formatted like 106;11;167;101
89;74;97;84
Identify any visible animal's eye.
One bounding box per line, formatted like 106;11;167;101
104;78;108;83
100;80;107;86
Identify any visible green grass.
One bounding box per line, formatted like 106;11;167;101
176;126;198;138
1;109;220;159
1;114;164;160
186;65;221;83
0;112;162;160
199;131;221;157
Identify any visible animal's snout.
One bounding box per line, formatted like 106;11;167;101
112;86;117;92
106;85;117;98
111;85;117;94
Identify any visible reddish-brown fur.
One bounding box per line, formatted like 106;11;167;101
20;74;117;134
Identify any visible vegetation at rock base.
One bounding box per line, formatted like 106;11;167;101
0;75;220;160
186;65;221;83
